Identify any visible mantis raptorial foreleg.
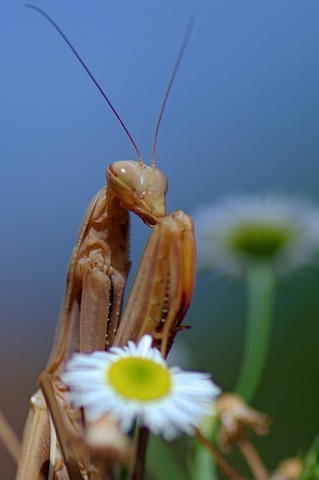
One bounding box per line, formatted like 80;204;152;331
114;210;195;355
17;7;195;480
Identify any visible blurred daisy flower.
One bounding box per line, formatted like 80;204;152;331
194;194;319;277
61;335;220;440
194;193;319;403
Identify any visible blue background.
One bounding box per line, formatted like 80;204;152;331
1;1;319;477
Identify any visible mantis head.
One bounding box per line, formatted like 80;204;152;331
106;160;168;227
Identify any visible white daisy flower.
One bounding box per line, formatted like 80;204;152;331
194;194;319;277
61;335;220;441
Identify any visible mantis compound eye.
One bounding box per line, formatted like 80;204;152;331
106;161;139;193
154;168;168;195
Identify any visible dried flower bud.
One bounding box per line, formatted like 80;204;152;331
270;458;302;480
216;393;270;449
84;415;133;467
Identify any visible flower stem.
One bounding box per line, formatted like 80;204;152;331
195;429;248;480
235;261;275;403
129;427;149;480
237;439;269;480
0;407;21;462
189;439;218;480
189;415;219;480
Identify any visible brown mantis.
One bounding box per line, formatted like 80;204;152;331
16;6;196;480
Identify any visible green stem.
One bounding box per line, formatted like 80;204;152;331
189;442;218;480
146;436;186;480
188;416;219;480
235;261;276;403
194;430;248;480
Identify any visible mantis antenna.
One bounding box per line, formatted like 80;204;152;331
25;3;142;161
151;16;194;167
25;4;194;168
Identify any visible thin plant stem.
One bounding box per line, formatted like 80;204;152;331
189;416;218;480
195;429;248;480
237;439;269;480
190;440;218;480
235;261;275;403
0;407;21;462
128;427;149;480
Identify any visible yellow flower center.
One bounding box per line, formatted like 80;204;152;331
107;357;171;401
231;223;293;259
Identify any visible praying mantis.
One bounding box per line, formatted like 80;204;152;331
16;6;196;480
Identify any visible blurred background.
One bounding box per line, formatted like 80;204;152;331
1;1;319;477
